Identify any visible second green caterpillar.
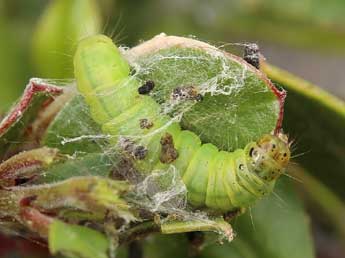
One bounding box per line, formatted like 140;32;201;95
74;35;290;213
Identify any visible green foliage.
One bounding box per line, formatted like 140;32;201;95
134;46;279;150
49;220;109;258
232;179;314;258
112;0;345;52
43;95;106;155
34;153;114;184
1;0;345;257
0;17;31;112
32;0;102;78
0;83;62;160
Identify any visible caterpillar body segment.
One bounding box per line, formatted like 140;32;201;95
182;143;218;207
74;35;133;124
74;35;291;213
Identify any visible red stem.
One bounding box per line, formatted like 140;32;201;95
271;86;287;135
0;79;63;136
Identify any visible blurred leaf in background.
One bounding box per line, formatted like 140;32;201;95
109;0;345;99
31;0;102;78
110;0;345;51
0;0;102;113
2;0;345;111
0;4;32;112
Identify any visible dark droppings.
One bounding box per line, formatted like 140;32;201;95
159;133;178;164
111;157;143;184
138;80;155;94
133;146;148;160
139;118;154;129
119;137;148;160
243;43;260;69
171;85;203;102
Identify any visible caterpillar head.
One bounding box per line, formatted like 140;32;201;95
247;133;290;181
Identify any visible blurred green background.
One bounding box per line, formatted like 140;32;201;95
1;0;344;113
0;1;344;258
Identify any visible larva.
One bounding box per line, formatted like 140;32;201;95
74;35;290;213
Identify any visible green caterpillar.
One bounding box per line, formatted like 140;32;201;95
74;35;290;213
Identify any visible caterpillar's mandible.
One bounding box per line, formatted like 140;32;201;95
74;35;291;213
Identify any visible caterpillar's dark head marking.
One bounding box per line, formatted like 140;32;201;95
138;80;155;95
243;43;260;69
247;133;290;181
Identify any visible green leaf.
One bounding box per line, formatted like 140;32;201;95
200;238;258;258
289;166;345;244
43;95;106;155
32;0;102;78
263;63;345;198
0;82;63;160
231;178;315;258
49;220;109;258
114;1;345;52
226;1;345;52
0;17;30;112
130;35;280;151
34;152;116;184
